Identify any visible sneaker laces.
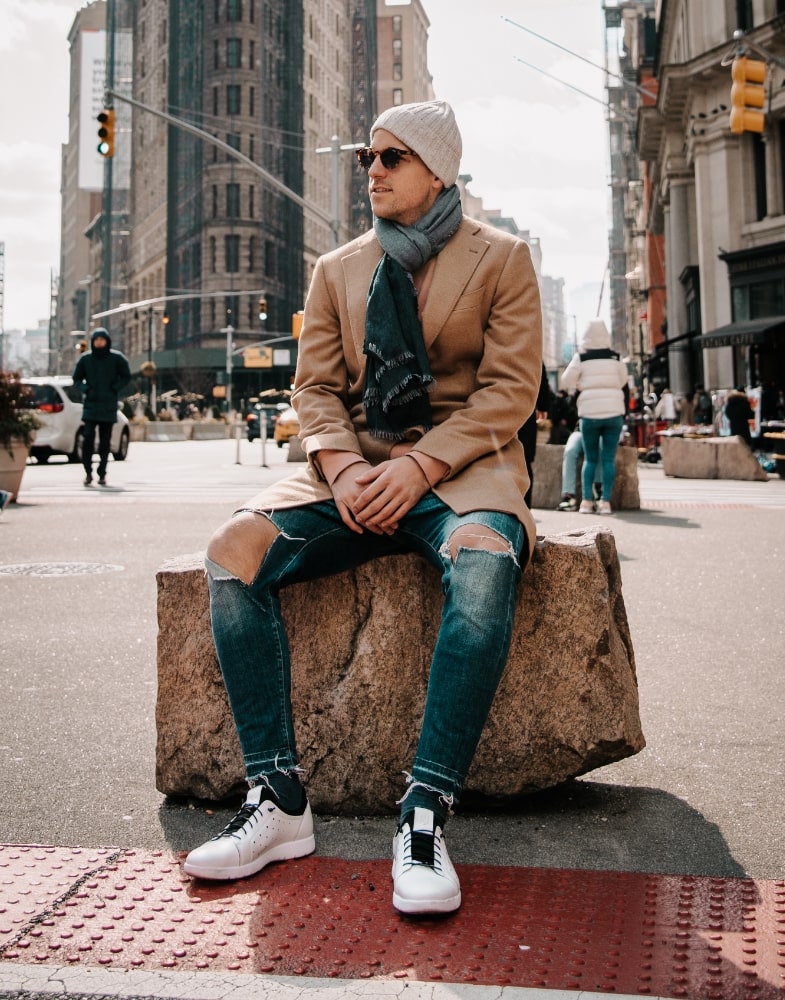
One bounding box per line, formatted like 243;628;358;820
212;793;266;842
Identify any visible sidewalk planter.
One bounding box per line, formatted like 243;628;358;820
144;421;190;442
0;438;31;502
660;434;768;480
0;369;40;502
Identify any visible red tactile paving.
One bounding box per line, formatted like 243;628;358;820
1;846;784;999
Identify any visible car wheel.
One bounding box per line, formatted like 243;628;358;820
31;448;50;464
113;427;130;462
68;433;83;464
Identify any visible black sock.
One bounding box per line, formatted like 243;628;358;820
400;787;448;830
264;771;306;813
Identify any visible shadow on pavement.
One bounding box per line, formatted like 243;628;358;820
158;777;746;880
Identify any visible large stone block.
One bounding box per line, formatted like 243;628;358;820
531;443;640;510
156;527;644;812
660;435;767;480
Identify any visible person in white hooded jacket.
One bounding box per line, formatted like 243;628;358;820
560;319;628;514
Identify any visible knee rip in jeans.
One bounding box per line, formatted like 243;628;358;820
439;524;519;567
205;510;280;586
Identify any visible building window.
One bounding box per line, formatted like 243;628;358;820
248;235;256;272
249;185;255;218
212;86;219;116
393;62;402;81
212;185;218;218
213;39;219;70
227;0;242;22
249;86;255;117
227;84;241;115
752;134;767;221
227;38;241;68
249;40;255;69
393;88;403;106
392;15;402;33
210;237;217;273
225;294;239;326
225;235;240;273
392;39;402;59
226;183;240;218
779;120;785;210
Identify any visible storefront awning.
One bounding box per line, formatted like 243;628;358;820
698;316;785;349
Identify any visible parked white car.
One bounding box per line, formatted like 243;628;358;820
22;376;130;465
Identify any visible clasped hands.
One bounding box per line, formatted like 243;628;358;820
328;445;445;536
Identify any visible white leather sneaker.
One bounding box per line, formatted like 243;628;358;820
183;784;315;880
392;806;461;914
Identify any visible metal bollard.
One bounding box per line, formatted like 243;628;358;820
260;412;268;468
234;421;242;464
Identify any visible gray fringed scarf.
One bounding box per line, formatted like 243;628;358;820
363;185;462;440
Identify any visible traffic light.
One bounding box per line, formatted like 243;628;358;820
97;108;116;157
258;297;268;321
729;56;766;134
292;310;304;340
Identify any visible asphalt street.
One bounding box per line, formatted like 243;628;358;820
1;438;783;882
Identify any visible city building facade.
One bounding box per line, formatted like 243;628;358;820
56;0;108;373
620;0;785;405
54;0;559;409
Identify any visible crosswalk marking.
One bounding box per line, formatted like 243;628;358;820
21;473;785;508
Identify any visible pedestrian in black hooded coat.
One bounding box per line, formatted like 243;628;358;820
72;327;131;486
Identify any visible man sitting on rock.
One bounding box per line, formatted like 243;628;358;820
184;100;542;914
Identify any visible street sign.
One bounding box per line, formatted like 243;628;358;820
243;346;273;368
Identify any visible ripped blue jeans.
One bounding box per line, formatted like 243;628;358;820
206;493;526;803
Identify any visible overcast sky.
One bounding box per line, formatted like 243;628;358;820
1;0;611;335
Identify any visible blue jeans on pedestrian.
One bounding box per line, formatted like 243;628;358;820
561;428;584;496
581;415;624;503
206;493;526;803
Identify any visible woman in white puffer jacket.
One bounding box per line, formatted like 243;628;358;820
560;319;628;514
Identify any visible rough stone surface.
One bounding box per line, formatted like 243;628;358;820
532;443;640;510
156;527;644;812
660;435;768;481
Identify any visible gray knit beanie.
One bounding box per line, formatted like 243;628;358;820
371;100;462;188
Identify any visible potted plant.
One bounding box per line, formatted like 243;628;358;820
0;369;40;502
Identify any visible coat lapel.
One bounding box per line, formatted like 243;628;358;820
421;220;489;348
342;236;381;364
340;218;490;360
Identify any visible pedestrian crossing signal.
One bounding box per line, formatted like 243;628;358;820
97;109;116;157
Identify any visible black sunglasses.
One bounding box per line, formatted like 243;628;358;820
355;146;417;171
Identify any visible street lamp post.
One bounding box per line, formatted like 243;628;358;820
222;324;235;415
147;310;157;414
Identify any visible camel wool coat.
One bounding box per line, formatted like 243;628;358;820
242;216;543;559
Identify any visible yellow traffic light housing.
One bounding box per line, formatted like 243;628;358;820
258;297;268;321
729;56;766;134
292;310;304;340
97;108;116;157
